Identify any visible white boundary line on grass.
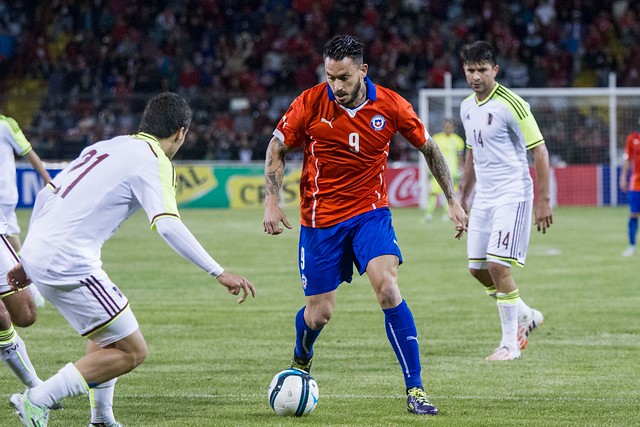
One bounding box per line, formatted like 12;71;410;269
121;393;636;402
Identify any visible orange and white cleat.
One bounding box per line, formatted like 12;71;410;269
518;308;544;350
485;345;521;361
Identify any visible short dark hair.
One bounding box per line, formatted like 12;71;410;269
323;34;364;65
460;41;496;66
138;92;192;138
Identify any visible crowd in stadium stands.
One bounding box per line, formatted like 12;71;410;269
1;0;639;163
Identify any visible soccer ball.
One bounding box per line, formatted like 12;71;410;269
268;368;319;416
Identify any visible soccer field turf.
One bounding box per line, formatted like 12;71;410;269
2;207;639;426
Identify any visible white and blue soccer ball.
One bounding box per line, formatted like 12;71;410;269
268;368;319;416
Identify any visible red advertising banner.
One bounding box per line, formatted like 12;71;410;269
386;165;420;207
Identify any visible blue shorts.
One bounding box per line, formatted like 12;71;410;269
298;208;402;296
628;191;640;214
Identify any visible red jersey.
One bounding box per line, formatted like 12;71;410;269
274;78;429;228
624;131;640;191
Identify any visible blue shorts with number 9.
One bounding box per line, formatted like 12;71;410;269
298;207;402;296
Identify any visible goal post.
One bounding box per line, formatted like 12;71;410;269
418;73;640;207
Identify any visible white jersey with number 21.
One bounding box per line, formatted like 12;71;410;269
21;133;179;284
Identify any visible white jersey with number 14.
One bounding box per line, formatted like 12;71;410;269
460;83;544;208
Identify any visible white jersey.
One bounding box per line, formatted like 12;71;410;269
0;115;33;207
21;133;180;284
460;83;544;208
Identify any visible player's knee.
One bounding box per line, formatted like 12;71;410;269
308;318;328;330
375;284;401;309
120;336;149;369
9;307;37;328
2;293;37;327
487;263;510;281
305;307;332;329
129;343;149;368
12;315;36;328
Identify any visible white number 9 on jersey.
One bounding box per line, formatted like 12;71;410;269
348;132;360;153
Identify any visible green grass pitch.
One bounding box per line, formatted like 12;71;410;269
2;207;639;426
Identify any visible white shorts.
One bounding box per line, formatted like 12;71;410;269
467;201;532;269
26;267;139;347
0;204;20;236
0;234;20;298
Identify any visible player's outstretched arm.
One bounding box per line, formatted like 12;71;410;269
531;144;553;233
215;271;256;304
155;217;255;302
263;136;292;235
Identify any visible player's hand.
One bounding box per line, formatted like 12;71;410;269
7;262;31;291
263;204;292;235
620;179;628;193
534;201;553;234
216;271;256;304
448;198;468;239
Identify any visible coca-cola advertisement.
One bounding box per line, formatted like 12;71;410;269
386;165;420;207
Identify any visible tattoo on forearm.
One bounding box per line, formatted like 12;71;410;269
265;138;287;197
421;139;456;199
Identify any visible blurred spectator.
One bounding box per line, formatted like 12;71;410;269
535;0;557;27
237;132;254;163
233;107;254;135
503;52;530;88
178;59;200;96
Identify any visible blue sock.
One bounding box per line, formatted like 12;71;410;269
383;300;423;390
294;306;321;361
629;217;638;246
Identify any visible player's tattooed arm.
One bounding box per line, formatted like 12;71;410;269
419;137;456;200
264;136;288;199
263;136;292;235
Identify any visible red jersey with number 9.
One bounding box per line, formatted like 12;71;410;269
625;130;640;191
274;78;429;228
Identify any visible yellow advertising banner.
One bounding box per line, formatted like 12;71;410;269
173;163;301;208
228;169;301;208
175;165;218;204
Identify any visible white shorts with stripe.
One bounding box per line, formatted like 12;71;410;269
467;200;532;269
22;264;139;347
0;234;20;298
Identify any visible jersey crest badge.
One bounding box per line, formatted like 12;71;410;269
487;113;493;125
370;115;386;131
